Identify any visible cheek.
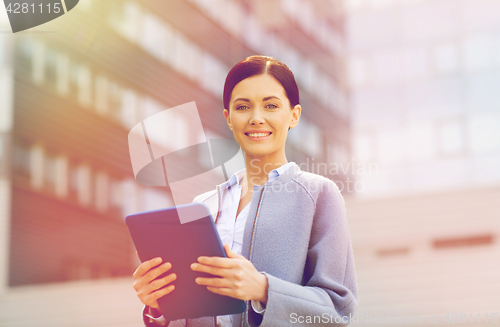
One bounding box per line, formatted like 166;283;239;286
231;117;247;132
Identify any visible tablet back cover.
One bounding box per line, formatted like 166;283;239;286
125;203;246;321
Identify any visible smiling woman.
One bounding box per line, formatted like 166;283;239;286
223;73;301;173
132;55;358;327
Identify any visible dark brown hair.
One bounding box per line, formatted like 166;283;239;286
223;55;300;110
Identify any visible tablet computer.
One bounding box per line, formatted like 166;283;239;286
125;203;246;321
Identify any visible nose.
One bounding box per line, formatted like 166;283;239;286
249;107;265;125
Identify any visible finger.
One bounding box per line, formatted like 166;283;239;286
143;284;175;305
223;244;235;258
195;276;229;288
224;244;245;260
134;262;172;293
148;272;177;293
196;256;235;268
191;262;227;277
143;262;173;284
133;257;162;279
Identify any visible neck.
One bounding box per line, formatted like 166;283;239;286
242;152;288;187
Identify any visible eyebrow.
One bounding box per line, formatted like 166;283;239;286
233;96;281;103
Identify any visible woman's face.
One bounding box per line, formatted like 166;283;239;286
223;74;301;160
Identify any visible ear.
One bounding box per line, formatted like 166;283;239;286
223;108;233;131
289;104;301;129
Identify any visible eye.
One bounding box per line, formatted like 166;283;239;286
236;105;249;110
266;104;278;109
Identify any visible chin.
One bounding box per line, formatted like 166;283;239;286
242;147;279;159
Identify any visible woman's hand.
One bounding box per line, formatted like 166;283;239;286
190;244;268;304
132;257;177;311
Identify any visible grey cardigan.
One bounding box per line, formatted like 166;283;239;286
145;162;358;327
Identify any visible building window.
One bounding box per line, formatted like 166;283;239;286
44;47;58;88
120;89;139;129
328;143;348;167
354;134;375;162
463;33;495;73
95;171;109;212
69;63;92;107
44;153;57;191
77;65;92;107
200;53;226;96
94;75;109;116
109;177;124;212
467;72;500;112
243;14;264;52
145;107;189;153
378;129;404;164
435;43;458;74
171;32;193;78
402;47;428;79
298;1;314;34
281;47;301;83
469;113;500;155
407;122;435;161
56;54;70;96
348;56;367;88
71;164;92;206
108;80;124;123
373;50;401;84
170;34;202;82
185;43;202;82
54;155;68;198
288;117;322;158
121;179;139;216
30;145;44;190
17;37;33;73
302;60;317;94
141;188;172;212
161;22;175;65
110;0;141;43
12;143;30;177
225;0;243;37
280;0;300;17
317;73;333;107
140;96;165;121
32;40;45;84
438;120;464;156
68;62;79;97
140;12;166;60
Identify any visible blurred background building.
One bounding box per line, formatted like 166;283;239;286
343;0;500;325
1;0;499;326
0;0;348;326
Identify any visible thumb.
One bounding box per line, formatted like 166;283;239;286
224;244;237;258
224;244;245;259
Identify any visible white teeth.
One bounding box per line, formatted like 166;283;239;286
247;133;270;137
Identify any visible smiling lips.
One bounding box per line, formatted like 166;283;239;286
245;131;272;140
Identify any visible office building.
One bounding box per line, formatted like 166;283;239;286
344;0;500;324
0;0;347;325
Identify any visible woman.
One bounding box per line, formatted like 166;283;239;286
133;55;358;327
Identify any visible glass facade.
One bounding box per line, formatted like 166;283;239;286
348;0;500;197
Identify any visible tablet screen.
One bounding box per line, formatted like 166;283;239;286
126;203;246;320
